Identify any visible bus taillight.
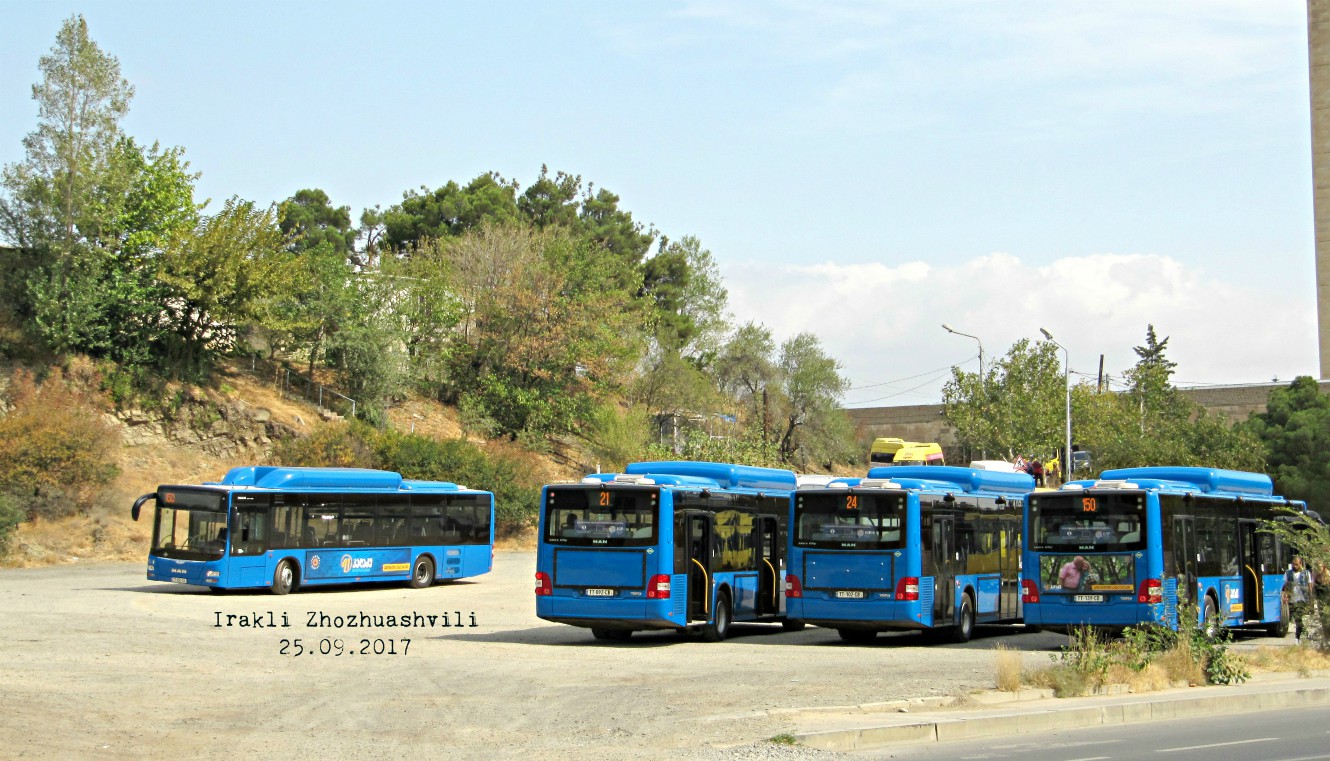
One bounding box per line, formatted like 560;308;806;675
1021;579;1040;604
535;571;552;596
1138;578;1162;604
895;576;919;601
785;574;802;598
647;575;671;598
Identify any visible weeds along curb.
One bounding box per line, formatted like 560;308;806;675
795;678;1330;752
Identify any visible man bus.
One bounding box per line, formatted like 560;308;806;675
786;465;1033;643
132;466;494;593
535;461;798;642
1022;466;1302;635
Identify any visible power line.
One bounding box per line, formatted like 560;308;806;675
845;370;952;405
847;356;977;391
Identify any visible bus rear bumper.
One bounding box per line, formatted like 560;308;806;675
536;595;683;631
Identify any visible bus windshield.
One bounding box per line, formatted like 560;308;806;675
544;486;658;547
152;488;228;560
794;491;906;550
1029;492;1145;552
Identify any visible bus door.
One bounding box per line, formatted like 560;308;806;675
683;512;715;622
1237;520;1263;623
932;515;956;624
1171;516;1197;615
230;495;269;587
756;516;780;616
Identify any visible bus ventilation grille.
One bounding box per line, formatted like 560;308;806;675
919;581;934;612
1163;576;1178;624
672;574;688;618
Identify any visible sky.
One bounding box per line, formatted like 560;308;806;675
1;1;1317;407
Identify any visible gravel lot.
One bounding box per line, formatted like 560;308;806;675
0;551;1074;760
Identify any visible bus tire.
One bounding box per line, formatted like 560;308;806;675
1267;601;1290;638
837;628;876;643
271;559;297;595
702;591;732;642
591;628;631;642
409;556;435;589
1202;594;1220;638
781;619;807;632
946;593;975;643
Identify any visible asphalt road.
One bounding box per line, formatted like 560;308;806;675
870;704;1330;761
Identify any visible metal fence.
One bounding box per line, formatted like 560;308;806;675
246;355;358;419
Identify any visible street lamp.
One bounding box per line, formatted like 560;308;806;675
942;324;985;459
941;324;984;382
1040;327;1072;480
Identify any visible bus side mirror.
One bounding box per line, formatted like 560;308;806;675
131;493;156;522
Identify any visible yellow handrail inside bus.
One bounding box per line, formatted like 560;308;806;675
1244;564;1262;616
762;557;778;608
691;557;710;615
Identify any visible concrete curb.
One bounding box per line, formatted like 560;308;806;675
796;679;1330;752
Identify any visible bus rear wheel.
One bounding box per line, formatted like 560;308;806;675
1202;595;1220;638
591;628;632;642
782;619;807;632
946;593;975;643
271;560;296;595
409;556;435;589
1267;601;1290;638
702;592;732;642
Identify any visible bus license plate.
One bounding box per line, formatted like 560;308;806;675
1073;594;1104;603
585;588;616;597
836;590;865;599
170;577;188;584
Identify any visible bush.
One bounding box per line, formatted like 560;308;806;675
0;490;22;552
0;367;120;520
373;430;541;538
271;421;377;468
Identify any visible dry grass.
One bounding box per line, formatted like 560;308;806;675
1244;644;1330;675
993;644;1024;691
4;508;149;568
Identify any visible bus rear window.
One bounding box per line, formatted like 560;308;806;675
544;486;658;546
1029;492;1145;552
794;491;905;550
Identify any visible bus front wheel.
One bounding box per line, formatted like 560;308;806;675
271;560;296;595
702;592;732;642
946;593;975;643
409;556;435;589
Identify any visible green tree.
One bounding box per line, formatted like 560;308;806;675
774;332;854;465
444;223;640;436
1;15;134;353
156;197;289;374
578;184;655;267
1242;376;1330;505
380;173;520;253
517;165;580;229
942;338;1066;461
714;322;779;437
279;188;355;257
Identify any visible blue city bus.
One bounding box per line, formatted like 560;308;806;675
786;465;1033;643
1022;466;1303;634
535;461;798;642
131;466;494;593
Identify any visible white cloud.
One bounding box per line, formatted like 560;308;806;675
723;250;1317;407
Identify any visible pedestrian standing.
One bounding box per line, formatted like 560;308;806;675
1284;556;1314;645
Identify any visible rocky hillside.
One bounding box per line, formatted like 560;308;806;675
3;364;575;567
